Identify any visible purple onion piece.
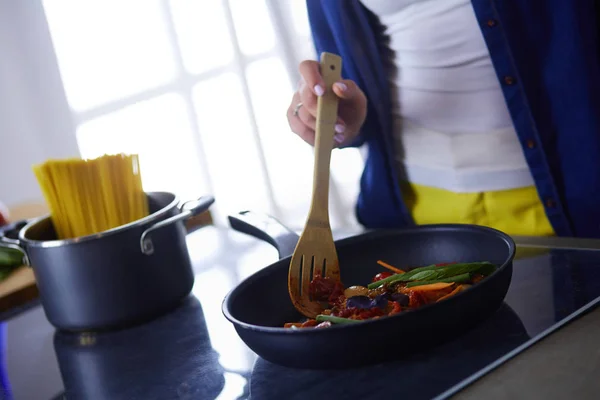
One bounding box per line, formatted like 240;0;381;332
345;296;372;309
390;292;410;306
346;294;388;310
372;294;389;309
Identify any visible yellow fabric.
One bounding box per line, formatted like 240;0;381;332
400;181;555;237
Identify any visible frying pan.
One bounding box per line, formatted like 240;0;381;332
222;211;516;369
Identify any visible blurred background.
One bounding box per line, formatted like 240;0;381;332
0;0;365;232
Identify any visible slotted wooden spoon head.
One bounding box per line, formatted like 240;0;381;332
288;52;342;318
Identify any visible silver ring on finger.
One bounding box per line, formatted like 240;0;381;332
293;102;303;117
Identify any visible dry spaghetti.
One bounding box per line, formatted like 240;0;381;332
33;154;149;239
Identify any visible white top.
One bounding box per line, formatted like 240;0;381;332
359;0;534;192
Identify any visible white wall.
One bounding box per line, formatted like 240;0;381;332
0;0;79;208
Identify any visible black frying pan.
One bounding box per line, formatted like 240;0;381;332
222;211;516;369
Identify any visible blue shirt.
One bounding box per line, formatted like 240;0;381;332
306;0;600;238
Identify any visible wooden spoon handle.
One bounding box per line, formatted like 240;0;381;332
308;52;342;223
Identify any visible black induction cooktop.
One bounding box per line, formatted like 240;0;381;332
2;230;600;400
250;244;600;400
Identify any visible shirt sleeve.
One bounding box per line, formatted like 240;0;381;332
305;0;371;149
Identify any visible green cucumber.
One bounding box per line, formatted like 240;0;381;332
0;247;24;268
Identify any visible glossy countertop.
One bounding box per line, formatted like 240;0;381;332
0;226;599;399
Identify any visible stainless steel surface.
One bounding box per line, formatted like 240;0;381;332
455;306;600;400
513;235;600;251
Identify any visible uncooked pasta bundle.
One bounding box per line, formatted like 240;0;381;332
33;154;149;239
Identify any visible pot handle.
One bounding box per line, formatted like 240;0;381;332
228;211;300;259
0;220;30;266
140;195;215;255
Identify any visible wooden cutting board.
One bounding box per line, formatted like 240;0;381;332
0;266;38;314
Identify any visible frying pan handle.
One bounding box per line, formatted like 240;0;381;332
228;211;300;259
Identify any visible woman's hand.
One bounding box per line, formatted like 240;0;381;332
287;60;367;147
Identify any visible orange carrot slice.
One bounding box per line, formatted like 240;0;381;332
410;282;454;292
377;260;406;274
436;285;463;302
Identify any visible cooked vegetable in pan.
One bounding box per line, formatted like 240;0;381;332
284;260;495;329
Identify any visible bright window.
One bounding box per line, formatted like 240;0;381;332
42;0;364;230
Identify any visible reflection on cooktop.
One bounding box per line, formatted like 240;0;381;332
53;297;227;400
249;247;600;400
505;248;600;337
250;303;529;399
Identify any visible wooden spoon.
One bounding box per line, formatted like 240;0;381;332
288;52;342;318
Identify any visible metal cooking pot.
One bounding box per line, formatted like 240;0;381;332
0;192;214;332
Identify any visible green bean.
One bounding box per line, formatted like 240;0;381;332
368;261;495;289
407;262;494;282
367;264;437;289
405;273;472;287
315;315;363;324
